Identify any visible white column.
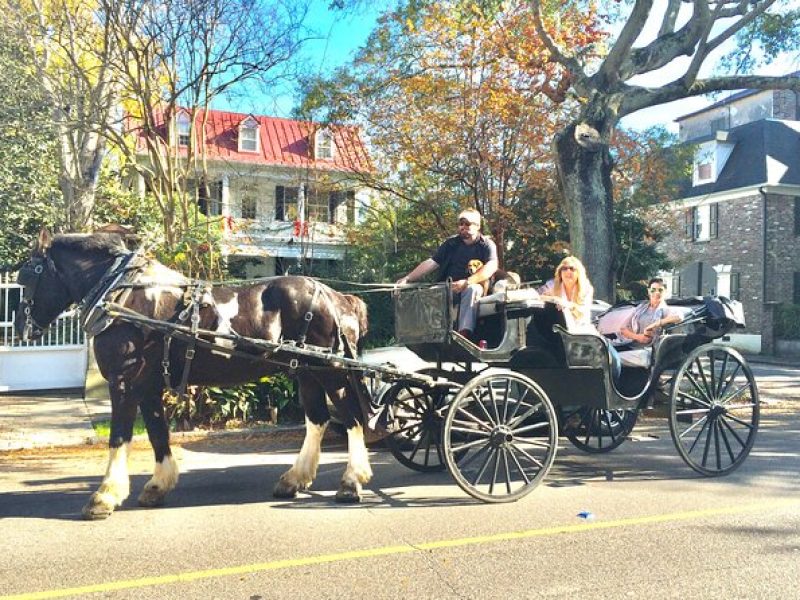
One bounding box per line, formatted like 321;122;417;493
220;175;230;218
713;264;731;298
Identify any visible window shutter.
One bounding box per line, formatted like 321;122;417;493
328;191;340;224
710;203;719;238
795;199;800;236
275;186;284;220
346;191;356;224
794;272;800;305
684;209;694;239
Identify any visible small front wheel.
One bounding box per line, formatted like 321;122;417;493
443;370;558;503
669;345;759;476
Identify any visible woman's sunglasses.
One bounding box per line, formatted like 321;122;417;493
559;266;576;272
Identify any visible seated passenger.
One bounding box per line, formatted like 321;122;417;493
610;277;682;370
537;256;594;332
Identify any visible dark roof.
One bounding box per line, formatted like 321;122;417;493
675;71;800;122
680;119;800;199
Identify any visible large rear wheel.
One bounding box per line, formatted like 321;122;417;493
443;370;558;503
669;345;759;476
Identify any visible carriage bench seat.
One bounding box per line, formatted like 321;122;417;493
477;287;544;318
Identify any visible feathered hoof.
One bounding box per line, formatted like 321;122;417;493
138;484;167;508
335;481;361;504
272;476;299;499
81;493;117;520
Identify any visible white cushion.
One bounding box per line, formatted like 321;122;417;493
477;287;543;317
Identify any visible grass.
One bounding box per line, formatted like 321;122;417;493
92;415;147;438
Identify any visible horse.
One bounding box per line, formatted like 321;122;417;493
14;229;373;519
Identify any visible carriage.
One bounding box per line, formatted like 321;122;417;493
13;230;759;516
381;283;759;503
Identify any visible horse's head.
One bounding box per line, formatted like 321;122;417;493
14;229;73;341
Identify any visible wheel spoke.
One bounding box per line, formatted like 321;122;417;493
713;419;722;470
695;356;715;401
501;378;512;422
470;390;498;427
454;406;494;433
677;389;711;408
509;442;546;469
506;447;532;484
717;362;743;399
719;414;748;448
500;449;512;495
512;420;551;435
715;352;730;397
700;416;715;466
717;419;736;464
508;401;543;429
724;412;756;430
473;447;497;487
449;424;491;437
686;368;713;404
683;413;710;451
451;436;493;453
719;382;751;406
487;379;501;424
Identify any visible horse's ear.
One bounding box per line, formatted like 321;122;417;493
35;228;52;252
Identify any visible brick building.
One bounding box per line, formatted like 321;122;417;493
657;86;800;353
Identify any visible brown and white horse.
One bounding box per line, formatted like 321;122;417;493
15;229;373;519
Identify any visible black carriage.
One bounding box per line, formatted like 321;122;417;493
383;283;759;503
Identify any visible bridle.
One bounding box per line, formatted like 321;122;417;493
16;253;63;341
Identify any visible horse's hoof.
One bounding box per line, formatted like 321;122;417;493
81;494;116;520
335;484;361;504
138;485;167;508
272;478;299;499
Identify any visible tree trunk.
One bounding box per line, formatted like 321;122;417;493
554;121;616;301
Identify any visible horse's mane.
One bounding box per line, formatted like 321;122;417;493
52;233;130;257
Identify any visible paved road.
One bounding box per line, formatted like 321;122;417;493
1;407;799;599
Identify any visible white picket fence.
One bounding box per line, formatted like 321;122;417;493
0;272;88;391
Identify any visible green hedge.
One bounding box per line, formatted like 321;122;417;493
775;303;800;340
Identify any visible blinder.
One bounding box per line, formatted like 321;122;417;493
16;254;61;340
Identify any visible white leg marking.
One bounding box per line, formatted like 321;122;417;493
344;424;372;484
97;443;131;507
145;454;180;494
287;418;327;489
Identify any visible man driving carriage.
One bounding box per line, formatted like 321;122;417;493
396;208;498;340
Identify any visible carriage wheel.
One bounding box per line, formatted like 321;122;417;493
563;408;637;453
669;345;759;476
443;370;558;503
383;370;463;472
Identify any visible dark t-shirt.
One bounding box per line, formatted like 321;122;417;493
431;235;498;281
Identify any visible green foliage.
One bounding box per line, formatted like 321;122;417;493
92;169;162;236
775;303;800;340
724;10;800;72
163;374;299;431
0;27;59;265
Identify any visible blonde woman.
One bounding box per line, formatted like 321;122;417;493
537;256;594;330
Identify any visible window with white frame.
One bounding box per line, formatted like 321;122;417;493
315;129;334;160
694;145;714;184
274;186;299;221
305;188;329;222
238;117;259;153
685;204;719;241
176;112;191;147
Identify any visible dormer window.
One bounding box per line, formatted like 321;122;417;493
174;112;191;147
315;128;334;160
694;144;714;185
238;116;259;153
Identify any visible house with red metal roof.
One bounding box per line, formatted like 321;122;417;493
131;107;374;277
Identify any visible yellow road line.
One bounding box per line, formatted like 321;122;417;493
5;498;799;600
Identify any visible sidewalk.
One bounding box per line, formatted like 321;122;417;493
0;390;109;451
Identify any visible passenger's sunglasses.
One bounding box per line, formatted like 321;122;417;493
458;219;478;226
649;287;665;293
559;266;576;272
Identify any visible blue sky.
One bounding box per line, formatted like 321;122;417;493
216;1;384;118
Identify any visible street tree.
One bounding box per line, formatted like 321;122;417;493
0;22;59;264
529;0;800;299
4;0;117;232
298;1;598;266
96;0;311;273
